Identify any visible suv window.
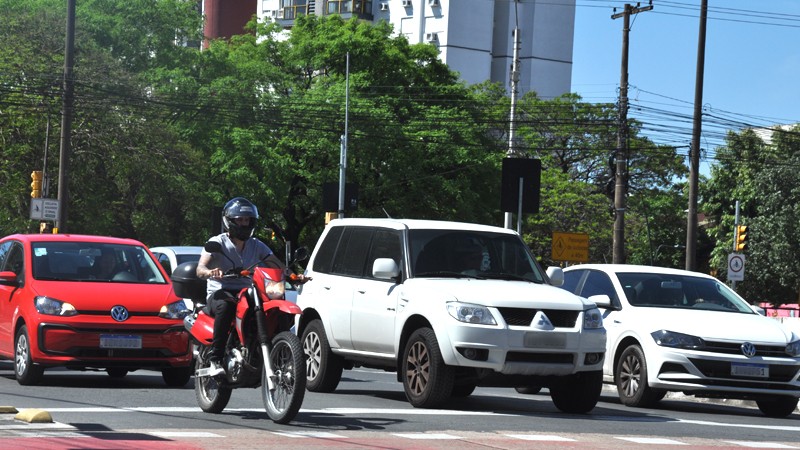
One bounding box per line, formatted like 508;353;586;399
331;227;373;277
365;229;403;279
312;226;343;274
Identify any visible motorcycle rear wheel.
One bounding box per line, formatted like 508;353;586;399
195;351;232;413
262;331;306;424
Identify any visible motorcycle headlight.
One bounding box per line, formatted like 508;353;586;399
583;307;603;329
651;329;705;350
786;339;800;357
35;296;77;316
159;300;190;319
447;302;497;325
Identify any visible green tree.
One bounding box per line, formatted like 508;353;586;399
705;126;800;304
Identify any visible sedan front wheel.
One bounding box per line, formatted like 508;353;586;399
15;325;44;386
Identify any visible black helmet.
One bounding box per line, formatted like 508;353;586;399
222;197;259;240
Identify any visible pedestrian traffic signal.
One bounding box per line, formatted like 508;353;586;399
735;225;748;252
31;170;43;198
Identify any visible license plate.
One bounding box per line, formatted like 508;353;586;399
731;362;769;378
100;335;142;349
524;332;567;349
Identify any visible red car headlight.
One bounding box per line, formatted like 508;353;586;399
34;296;78;316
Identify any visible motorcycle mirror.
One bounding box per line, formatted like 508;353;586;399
293;247;309;263
204;241;223;253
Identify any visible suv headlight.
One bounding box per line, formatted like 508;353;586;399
159;299;190;319
447;302;497;325
583;307;603;329
786;339;800;357
651;329;705;350
35;296;77;316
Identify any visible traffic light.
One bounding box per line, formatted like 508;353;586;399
735;225;748;252
30;170;43;198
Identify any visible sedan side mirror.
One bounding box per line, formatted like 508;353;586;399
0;271;19;287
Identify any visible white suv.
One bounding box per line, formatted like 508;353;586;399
296;218;607;413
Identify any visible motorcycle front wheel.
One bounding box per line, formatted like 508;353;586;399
195;350;232;414
262;331;306;424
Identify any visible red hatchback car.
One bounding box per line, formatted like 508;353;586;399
0;234;193;386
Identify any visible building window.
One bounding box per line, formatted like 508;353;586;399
281;0;309;20
326;0;371;16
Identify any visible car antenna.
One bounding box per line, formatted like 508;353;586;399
382;208;392;219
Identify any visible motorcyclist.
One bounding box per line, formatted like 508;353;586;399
195;197;296;376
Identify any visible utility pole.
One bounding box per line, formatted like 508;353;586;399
685;0;708;272
504;1;521;230
338;52;350;219
611;2;652;264
56;0;76;232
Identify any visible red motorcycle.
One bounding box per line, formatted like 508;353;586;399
172;242;308;424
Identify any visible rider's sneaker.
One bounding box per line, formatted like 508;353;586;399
208;360;225;377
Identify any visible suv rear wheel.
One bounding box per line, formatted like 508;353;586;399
402;328;454;408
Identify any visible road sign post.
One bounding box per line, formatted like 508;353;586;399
727;253;745;282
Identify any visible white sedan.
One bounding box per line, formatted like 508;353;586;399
560;264;800;418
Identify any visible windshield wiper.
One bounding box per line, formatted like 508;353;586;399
480;273;541;283
414;271;483;279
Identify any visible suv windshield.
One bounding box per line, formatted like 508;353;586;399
409;229;545;283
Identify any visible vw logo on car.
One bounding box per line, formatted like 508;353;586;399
110;305;130;322
741;342;757;358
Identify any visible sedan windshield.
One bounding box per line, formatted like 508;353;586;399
409;229;546;283
32;242;167;284
616;272;753;313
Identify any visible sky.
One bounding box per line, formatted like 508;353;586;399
570;0;800;172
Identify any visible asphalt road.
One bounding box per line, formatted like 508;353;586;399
1;362;798;449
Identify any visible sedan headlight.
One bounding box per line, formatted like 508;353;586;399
34;296;77;316
651;329;705;350
446;302;497;325
583;307;603;329
786;339;800;357
159;300;190;319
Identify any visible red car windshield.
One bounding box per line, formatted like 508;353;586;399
32;242;167;284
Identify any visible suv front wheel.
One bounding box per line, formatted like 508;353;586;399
402;327;454;408
302;319;344;392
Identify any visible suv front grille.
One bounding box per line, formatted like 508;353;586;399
497;308;579;328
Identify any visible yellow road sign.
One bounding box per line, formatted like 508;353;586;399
552;232;589;263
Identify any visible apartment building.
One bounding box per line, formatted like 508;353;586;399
204;0;575;99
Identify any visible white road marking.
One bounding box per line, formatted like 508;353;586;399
392;433;460;439
148;431;224;438
724;442;798;449
616;436;687;445
506;434;576;441
676;418;800;432
270;431;347;438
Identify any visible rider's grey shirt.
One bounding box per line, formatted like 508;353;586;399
203;233;273;300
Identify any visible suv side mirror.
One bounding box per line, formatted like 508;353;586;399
546;266;564;287
372;258;400;281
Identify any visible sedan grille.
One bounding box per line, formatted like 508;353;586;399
496;308;579;328
688;358;800;383
702;340;788;358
